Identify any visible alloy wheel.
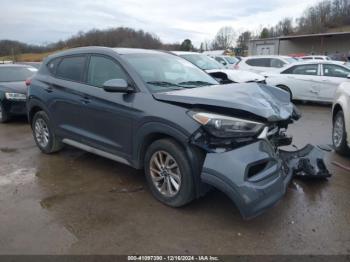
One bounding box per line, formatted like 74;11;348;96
149;150;181;197
333;115;344;148
34;118;50;148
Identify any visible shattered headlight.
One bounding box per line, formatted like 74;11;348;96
5;92;26;100
189;112;265;138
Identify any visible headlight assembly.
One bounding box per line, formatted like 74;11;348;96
189;112;264;138
5;92;27;100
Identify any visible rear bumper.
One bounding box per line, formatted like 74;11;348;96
201;140;329;219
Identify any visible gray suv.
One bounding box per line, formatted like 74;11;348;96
27;47;329;219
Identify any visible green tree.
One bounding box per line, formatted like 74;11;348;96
260;28;270;39
180;39;194;51
236;31;252;55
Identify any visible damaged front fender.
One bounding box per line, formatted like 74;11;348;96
201;140;331;219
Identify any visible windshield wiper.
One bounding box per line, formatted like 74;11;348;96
146;81;184;88
178;81;215;86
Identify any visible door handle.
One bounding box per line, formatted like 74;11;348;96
80;96;90;104
310;90;319;94
44;87;53;93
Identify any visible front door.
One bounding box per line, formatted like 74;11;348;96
79;54;137;159
281;64;320;101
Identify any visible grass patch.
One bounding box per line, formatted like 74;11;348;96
0;51;55;62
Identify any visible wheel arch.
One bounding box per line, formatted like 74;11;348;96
27;98;51;125
133;122;205;198
332;103;343;122
276;84;293;100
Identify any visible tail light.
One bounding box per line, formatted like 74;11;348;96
25;78;32;87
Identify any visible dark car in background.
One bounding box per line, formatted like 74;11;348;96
0;64;38;122
27;47;329;219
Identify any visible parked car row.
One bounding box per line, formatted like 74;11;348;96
0;47;334;219
173;52;265;83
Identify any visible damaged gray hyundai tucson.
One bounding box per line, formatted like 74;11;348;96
27;47;330;219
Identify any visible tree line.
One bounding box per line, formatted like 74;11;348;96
0;27;183;57
1;0;349;58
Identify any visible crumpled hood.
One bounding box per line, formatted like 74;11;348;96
206;69;265;83
0;81;27;94
153;83;294;121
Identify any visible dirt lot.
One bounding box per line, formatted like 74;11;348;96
0;104;349;255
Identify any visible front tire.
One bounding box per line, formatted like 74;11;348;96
0;101;10;123
32;111;63;154
144;139;195;207
332;110;350;155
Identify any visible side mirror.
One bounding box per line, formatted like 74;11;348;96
220;60;227;66
347;74;350;79
103;79;131;93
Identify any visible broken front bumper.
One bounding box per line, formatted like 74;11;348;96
201;140;330;219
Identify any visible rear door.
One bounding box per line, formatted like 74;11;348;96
318;64;350;102
49;55;90;142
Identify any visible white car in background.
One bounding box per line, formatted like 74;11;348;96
301;55;332;61
212;55;239;69
173;52;265;83
301;55;348;66
265;61;350;102
332;82;350;155
236;55;297;73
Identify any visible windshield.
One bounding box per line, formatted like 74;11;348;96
0;67;37;82
123;53;219;92
224;56;238;64
179;54;225;70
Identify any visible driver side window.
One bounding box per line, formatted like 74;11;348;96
87;55;128;88
282;64;318;75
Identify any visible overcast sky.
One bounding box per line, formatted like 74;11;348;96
0;0;321;47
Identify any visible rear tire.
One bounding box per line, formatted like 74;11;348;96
276;85;292;101
0;101;10;123
32;111;63;154
144;139;195;207
332;110;350;155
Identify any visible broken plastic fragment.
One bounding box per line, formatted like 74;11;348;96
279;144;331;179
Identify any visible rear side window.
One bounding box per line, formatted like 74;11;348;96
87;55;128;88
270;58;285;68
47;58;61;75
56;56;86;82
246;58;271;67
282;64;318;75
